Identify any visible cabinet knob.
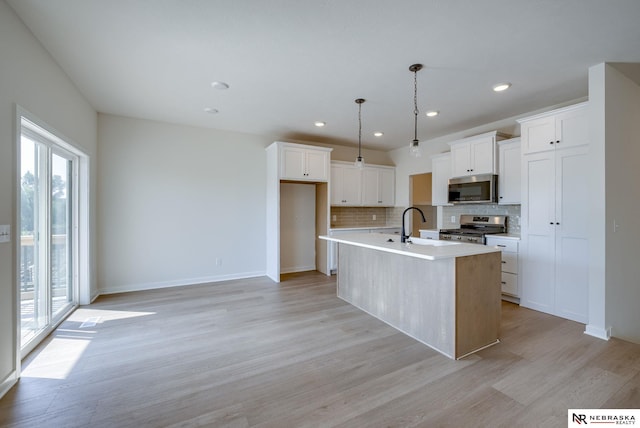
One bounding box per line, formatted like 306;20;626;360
499;196;503;199
556;222;560;225
550;141;554;145
501;281;507;285
556;140;560;144
549;222;554;225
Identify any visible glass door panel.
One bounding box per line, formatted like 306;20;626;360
51;151;73;321
20;137;46;345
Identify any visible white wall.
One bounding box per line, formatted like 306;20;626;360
602;64;640;343
97;114;268;293
0;0;98;398
586;64;608;339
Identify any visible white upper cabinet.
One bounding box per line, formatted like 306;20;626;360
448;131;506;178
497;137;521;205
431;152;452;206
280;144;331;181
330;162;395;207
519;102;588;155
331;162;362;206
362;166;395;206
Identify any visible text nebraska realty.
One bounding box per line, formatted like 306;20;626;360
573;413;636;424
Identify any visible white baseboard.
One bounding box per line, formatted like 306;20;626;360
99;270;266;295
0;370;18;400
280;265;316;274
584;324;611;340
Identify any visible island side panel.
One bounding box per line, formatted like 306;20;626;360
454;252;502;358
337;243;457;358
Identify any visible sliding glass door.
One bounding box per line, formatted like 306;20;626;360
20;120;78;353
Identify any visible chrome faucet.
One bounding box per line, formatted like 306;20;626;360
401;206;426;243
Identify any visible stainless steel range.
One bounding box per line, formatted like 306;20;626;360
439;215;507;244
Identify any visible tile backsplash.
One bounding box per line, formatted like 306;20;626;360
331;207;403;228
330;204;520;235
442;204;521;234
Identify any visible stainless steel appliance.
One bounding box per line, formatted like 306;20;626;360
439;214;507;244
448;174;498;204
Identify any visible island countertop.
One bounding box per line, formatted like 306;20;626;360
320;232;500;261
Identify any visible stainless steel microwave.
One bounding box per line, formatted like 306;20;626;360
448;174;498;204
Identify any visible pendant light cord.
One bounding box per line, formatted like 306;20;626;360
358;101;362;158
413;69;419;143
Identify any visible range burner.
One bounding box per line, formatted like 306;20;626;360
439;215;507;244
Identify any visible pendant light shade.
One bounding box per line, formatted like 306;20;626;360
409;64;423;158
354;98;366;169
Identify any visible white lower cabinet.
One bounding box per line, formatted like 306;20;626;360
485;236;519;299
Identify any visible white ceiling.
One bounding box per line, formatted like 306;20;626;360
7;0;640;151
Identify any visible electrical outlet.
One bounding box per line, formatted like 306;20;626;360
372;214;376;221
215;258;222;266
450;216;456;223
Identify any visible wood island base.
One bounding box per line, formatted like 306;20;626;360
337;243;501;359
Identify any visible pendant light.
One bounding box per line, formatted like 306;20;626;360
354;98;366;169
409;64;423;157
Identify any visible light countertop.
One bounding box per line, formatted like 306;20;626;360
485;233;521;240
320;232;500;261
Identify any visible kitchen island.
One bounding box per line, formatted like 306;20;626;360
320;233;502;359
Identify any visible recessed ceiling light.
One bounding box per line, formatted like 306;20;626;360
314;121;326;127
211;81;229;90
426;110;439;117
493;83;511;92
204;107;219;114
374;132;384;137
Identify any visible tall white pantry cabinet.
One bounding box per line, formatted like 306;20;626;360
518;102;589;323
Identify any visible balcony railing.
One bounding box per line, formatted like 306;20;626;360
20;234;70;294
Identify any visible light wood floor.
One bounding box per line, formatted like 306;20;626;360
1;271;638;427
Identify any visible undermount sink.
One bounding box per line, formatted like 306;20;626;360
406;237;460;246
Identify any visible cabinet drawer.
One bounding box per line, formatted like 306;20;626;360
501;252;518;274
501;272;518;296
485;238;518;252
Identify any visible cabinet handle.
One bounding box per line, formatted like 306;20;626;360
499;196;503;199
501;281;507;285
501;261;506;264
497;244;506;247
